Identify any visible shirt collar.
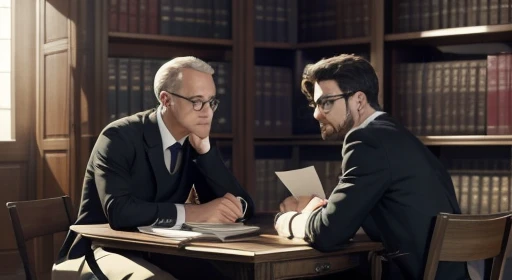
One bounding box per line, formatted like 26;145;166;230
357;111;385;129
156;105;188;150
346;111;386;135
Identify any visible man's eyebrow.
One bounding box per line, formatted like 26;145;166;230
189;94;216;99
316;93;336;101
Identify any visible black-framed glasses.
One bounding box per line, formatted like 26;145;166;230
166;91;220;112
308;91;355;113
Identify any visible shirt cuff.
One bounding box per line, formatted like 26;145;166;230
275;211;308;239
171;204;185;229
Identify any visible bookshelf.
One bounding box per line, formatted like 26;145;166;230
245;0;512;214
385;23;512;44
103;0;246;182
418;135;512;146
384;0;512;217
109;32;234;46
296;37;372;48
98;0;512;214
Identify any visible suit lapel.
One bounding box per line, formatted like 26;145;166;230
143;111;171;201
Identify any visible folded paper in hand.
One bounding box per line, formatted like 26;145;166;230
138;222;260;245
275;166;326;199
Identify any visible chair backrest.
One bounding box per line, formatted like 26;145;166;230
6;196;76;280
423;212;512;280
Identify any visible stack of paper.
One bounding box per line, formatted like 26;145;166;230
138;222;260;243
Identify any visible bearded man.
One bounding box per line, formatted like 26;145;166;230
274;54;469;280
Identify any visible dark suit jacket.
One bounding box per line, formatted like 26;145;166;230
57;109;254;261
305;114;469;280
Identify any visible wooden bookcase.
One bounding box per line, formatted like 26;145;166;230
102;0;247;183
97;0;512;214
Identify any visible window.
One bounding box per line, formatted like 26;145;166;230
0;0;11;141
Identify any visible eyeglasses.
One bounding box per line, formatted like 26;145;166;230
166;91;220;112
308;91;355;113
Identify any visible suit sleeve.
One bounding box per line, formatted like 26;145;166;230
94;126;177;230
361;215;382;241
305;129;390;251
191;145;255;219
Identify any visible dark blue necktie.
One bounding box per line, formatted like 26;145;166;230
169;142;182;173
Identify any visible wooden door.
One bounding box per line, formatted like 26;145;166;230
33;0;105;278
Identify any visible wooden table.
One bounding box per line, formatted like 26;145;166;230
71;224;383;279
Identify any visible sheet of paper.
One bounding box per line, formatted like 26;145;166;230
275;166;326;199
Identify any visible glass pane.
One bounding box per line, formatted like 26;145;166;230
0;7;10;39
0;39;10;72
0;109;11;141
0;72;10;109
0;0;10;8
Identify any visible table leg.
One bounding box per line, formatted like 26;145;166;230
370;251;382;280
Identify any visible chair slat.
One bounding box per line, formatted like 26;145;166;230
8;197;72;241
6;196;74;280
424;212;512;280
440;218;507;261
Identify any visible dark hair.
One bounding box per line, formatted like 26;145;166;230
301;54;381;110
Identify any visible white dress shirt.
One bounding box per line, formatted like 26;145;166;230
156;105;188;228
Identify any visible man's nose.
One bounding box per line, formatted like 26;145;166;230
313;107;324;121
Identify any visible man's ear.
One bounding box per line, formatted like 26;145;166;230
354;91;364;101
159;91;166;105
355;91;368;111
356;91;369;104
159;91;173;107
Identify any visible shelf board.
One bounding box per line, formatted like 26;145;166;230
418;135;512;146
254;135;512;146
253;37;371;50
255;140;343;146
297;37;371;49
254;42;295;49
254;135;343;146
385;24;512;45
109;32;233;47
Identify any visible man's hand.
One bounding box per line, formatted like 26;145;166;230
280;195;324;213
184;193;242;223
302;196;327;213
189;134;210;154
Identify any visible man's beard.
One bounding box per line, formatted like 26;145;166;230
320;111;354;141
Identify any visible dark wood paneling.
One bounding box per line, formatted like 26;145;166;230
108;41;232;61
242;0;256;203
44;51;69;138
36;1;75;277
231;0;246;185
44;0;68;43
371;0;385;107
0;164;26;249
0;251;24;277
43;152;69;198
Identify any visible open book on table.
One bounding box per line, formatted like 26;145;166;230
138;222;260;248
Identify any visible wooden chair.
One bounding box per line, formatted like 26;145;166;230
6;196;76;280
424;212;512;280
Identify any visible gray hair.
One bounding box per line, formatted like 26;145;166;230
153;56;215;101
